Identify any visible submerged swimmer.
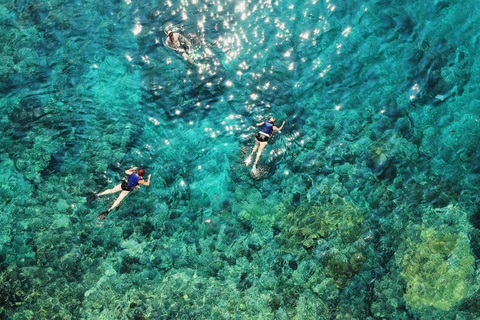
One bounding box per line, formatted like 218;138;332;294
165;30;193;63
245;117;285;175
87;167;152;220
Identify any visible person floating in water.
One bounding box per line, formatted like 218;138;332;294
165;30;193;63
245;117;285;175
88;167;151;220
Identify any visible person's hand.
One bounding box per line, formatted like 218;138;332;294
148;174;152;179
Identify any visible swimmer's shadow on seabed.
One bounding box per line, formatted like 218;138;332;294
236;146;270;181
250;165;270;180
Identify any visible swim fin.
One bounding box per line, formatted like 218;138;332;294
87;195;98;203
97;210;110;220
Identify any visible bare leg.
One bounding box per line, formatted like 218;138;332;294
251;140;260;156
182;52;194;63
252;141;268;173
96;184;125;220
98;184;122;196
245;139;259;166
109;191;130;211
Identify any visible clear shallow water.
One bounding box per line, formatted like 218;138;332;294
1;0;480;318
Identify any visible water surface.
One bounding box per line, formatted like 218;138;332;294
1;0;480;319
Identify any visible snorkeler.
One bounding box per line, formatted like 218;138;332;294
87;167;151;220
165;30;194;63
245;117;285;174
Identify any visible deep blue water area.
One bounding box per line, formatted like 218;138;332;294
1;0;480;319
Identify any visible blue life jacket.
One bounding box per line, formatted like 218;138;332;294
127;173;142;188
260;120;274;135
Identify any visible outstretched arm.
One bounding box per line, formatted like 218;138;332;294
139;174;152;187
274;121;285;132
256;121;264;126
125;167;137;175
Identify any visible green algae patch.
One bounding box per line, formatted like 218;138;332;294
401;226;474;311
274;196;366;288
277;196;364;251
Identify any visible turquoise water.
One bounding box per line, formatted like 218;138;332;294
1;0;480;318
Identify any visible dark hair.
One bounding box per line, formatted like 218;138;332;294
137;168;145;176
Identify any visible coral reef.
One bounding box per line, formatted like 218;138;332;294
400;206;476;312
1;0;480;319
